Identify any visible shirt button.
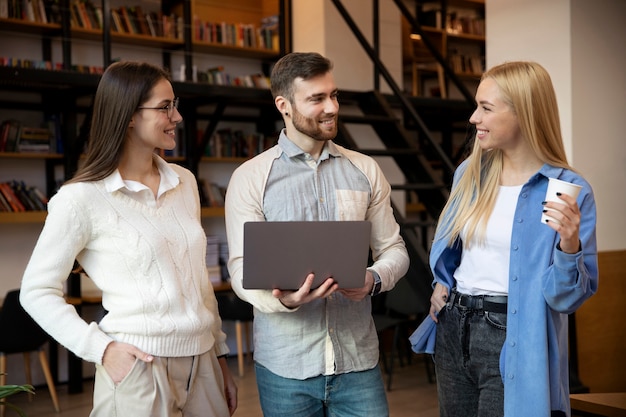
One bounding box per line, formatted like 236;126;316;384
508;373;515;379
512;276;518;281
521;193;527;198
517;218;523;223
511;308;517;314
509;341;516;347
513;245;519;251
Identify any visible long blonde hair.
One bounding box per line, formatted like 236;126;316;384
436;61;573;247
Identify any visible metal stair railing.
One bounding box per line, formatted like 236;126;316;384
330;0;456;176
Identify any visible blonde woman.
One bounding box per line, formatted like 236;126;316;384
415;61;598;417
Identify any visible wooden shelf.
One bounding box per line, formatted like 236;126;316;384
446;31;485;43
0;211;47;224
0;18;61;34
0;152;63;159
192;41;280;59
71;27;185;49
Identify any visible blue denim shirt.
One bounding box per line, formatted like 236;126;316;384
225;131;409;379
415;160;598;417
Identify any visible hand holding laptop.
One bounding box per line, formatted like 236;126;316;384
272;273;339;308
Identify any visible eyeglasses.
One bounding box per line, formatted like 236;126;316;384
137;97;179;118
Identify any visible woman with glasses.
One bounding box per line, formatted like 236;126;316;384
20;61;237;417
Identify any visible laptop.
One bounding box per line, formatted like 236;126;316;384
243;221;372;290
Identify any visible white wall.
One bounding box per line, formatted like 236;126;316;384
570;0;626;252
486;0;626;251
292;0;402;93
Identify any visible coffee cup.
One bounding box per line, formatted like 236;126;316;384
541;177;582;224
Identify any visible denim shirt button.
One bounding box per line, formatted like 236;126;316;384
517;218;523;223
513;245;519;251
512;276;518;281
508;373;515;379
509;341;516;347
511;308;517;314
521;193;527;198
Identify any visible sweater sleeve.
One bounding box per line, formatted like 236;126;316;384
20;185;113;364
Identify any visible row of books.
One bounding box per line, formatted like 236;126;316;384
69;0;183;40
417;9;485;37
0;118;62;153
203;128;276;159
0;57;58;69
0;180;48;212
448;50;484;75
192;16;279;51
197;66;270;88
0;56;102;74
0;0;61;23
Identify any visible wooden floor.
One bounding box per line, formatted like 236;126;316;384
6;354;439;416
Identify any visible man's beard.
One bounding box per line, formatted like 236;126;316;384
291;106;337;142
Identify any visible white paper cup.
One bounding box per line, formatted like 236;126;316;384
541;178;582;224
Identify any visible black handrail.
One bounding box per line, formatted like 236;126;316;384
330;0;456;175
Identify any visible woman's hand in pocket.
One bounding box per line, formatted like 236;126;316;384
102;341;154;384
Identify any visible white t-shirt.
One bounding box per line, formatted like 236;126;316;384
454;184;522;295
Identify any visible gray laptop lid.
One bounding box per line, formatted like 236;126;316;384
243;221;371;290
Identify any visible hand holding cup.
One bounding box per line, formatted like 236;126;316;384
541;178;582;225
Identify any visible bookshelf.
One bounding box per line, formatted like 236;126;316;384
403;0;485;98
0;0;290;224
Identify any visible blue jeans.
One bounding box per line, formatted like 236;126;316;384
434;303;507;417
254;362;389;417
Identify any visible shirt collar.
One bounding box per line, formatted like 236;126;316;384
103;154;180;193
530;163;565;184
277;129;342;162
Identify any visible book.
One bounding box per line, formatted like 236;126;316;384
0;187;10;211
133;6;150;35
10;181;38;211
17;126;52;152
25;185;47;210
0;182;26;212
110;8;124;33
1;119;21;152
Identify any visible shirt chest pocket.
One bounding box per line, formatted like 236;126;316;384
336;190;369;220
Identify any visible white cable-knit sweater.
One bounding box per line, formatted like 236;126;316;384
20;159;228;365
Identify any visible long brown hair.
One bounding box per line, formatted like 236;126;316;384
436;61;573;247
67;61;171;184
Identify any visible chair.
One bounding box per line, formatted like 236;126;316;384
373;274;432;391
215;291;254;377
0;289;60;415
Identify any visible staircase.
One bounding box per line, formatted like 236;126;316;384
328;0;476;312
334;89;472;313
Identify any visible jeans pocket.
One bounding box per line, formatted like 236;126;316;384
484;311;507;330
